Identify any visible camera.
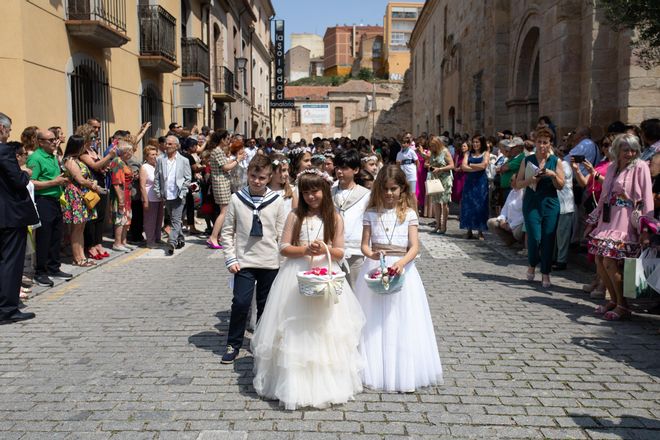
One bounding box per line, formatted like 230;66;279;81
573;155;585;163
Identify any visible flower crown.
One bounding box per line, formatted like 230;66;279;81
361;155;378;163
288;146;310;157
324;152;335;159
295;168;334;186
271;158;289;167
312;154;326;161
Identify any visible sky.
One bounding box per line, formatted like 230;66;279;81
272;0;406;48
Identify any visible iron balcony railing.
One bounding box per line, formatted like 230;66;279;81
138;5;176;61
181;38;210;81
67;0;127;33
214;66;235;96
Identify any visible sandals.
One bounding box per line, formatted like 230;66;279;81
526;269;536;281
542;277;552;288
604;306;632;321
73;259;96;267
594;301;616;315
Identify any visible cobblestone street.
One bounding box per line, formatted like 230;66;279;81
1;219;659;440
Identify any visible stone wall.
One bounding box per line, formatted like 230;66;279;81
409;0;660;138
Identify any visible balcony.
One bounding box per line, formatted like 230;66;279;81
212;66;236;102
66;0;130;47
138;5;178;73
181;38;210;83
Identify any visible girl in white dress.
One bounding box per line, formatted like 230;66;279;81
356;165;443;392
268;152;297;214
251;169;365;410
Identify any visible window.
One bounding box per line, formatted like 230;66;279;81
334;107;343;128
373;39;382;57
391;7;418;19
140;84;163;140
390;32;409;47
392;20;415;31
70;56;109;142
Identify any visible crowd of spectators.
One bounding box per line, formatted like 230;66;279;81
1;109;659;324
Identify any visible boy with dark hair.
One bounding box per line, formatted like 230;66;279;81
332;148;370;287
221;154;287;364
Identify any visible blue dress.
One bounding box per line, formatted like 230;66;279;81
459;154;489;231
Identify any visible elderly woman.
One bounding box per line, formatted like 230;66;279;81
426;136;454;234
586;134;654;320
61;135;102;266
109;141;135;252
79;124;117;259
513;127;565;288
139;145;163;248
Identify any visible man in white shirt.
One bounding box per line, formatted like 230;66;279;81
153;136;192;255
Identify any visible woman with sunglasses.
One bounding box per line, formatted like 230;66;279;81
79;124;117;259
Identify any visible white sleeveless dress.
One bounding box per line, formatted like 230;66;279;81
251;213;366;410
355;208;443;392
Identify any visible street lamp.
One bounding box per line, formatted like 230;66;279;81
236;57;248;71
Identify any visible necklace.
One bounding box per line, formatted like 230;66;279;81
305;215;323;243
335;185;356;215
379;211;398;244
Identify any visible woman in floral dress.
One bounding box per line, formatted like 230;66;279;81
109;142;135;252
62;135;101;266
426;136;454;234
586;134;654;321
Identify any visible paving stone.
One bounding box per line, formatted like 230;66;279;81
0;219;657;439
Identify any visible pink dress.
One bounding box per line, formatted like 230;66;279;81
416;150;428;211
587;160;654;259
451;153;466;203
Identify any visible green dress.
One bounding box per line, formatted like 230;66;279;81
427;152;453;204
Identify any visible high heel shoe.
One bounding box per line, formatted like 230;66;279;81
207;240;223;250
526;269;535;281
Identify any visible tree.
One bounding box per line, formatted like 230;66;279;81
597;0;660;68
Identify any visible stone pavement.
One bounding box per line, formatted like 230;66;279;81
1;219;659;440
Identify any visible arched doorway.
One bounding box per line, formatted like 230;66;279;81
512;27;539;131
69;55;109;142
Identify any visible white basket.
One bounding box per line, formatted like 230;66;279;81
297;242;345;300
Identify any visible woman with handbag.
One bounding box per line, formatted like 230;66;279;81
61;135;101;267
426;136;454;234
585;134;654;321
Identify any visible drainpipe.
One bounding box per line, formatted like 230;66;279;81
249;25;255;137
204;2;212;128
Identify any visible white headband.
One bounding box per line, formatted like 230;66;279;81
361;155;378;163
295;168;334;186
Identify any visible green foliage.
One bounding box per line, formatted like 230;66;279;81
288;76;350;87
357;68;375;81
598;0;660;68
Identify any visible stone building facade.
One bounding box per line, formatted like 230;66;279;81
323;26;384;77
409;0;660;138
271;80;396;140
291;33;324;59
285;46;312;83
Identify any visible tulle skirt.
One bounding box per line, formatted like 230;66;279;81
251;256;366;410
355;257;443;392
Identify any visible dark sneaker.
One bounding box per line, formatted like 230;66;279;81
165;244;175;256
33;274;54;287
221;346;238;364
176;239;185;249
48;270;73;280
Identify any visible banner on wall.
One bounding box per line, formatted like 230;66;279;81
301;104;330;124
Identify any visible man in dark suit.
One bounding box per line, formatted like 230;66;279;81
0;112;39;324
